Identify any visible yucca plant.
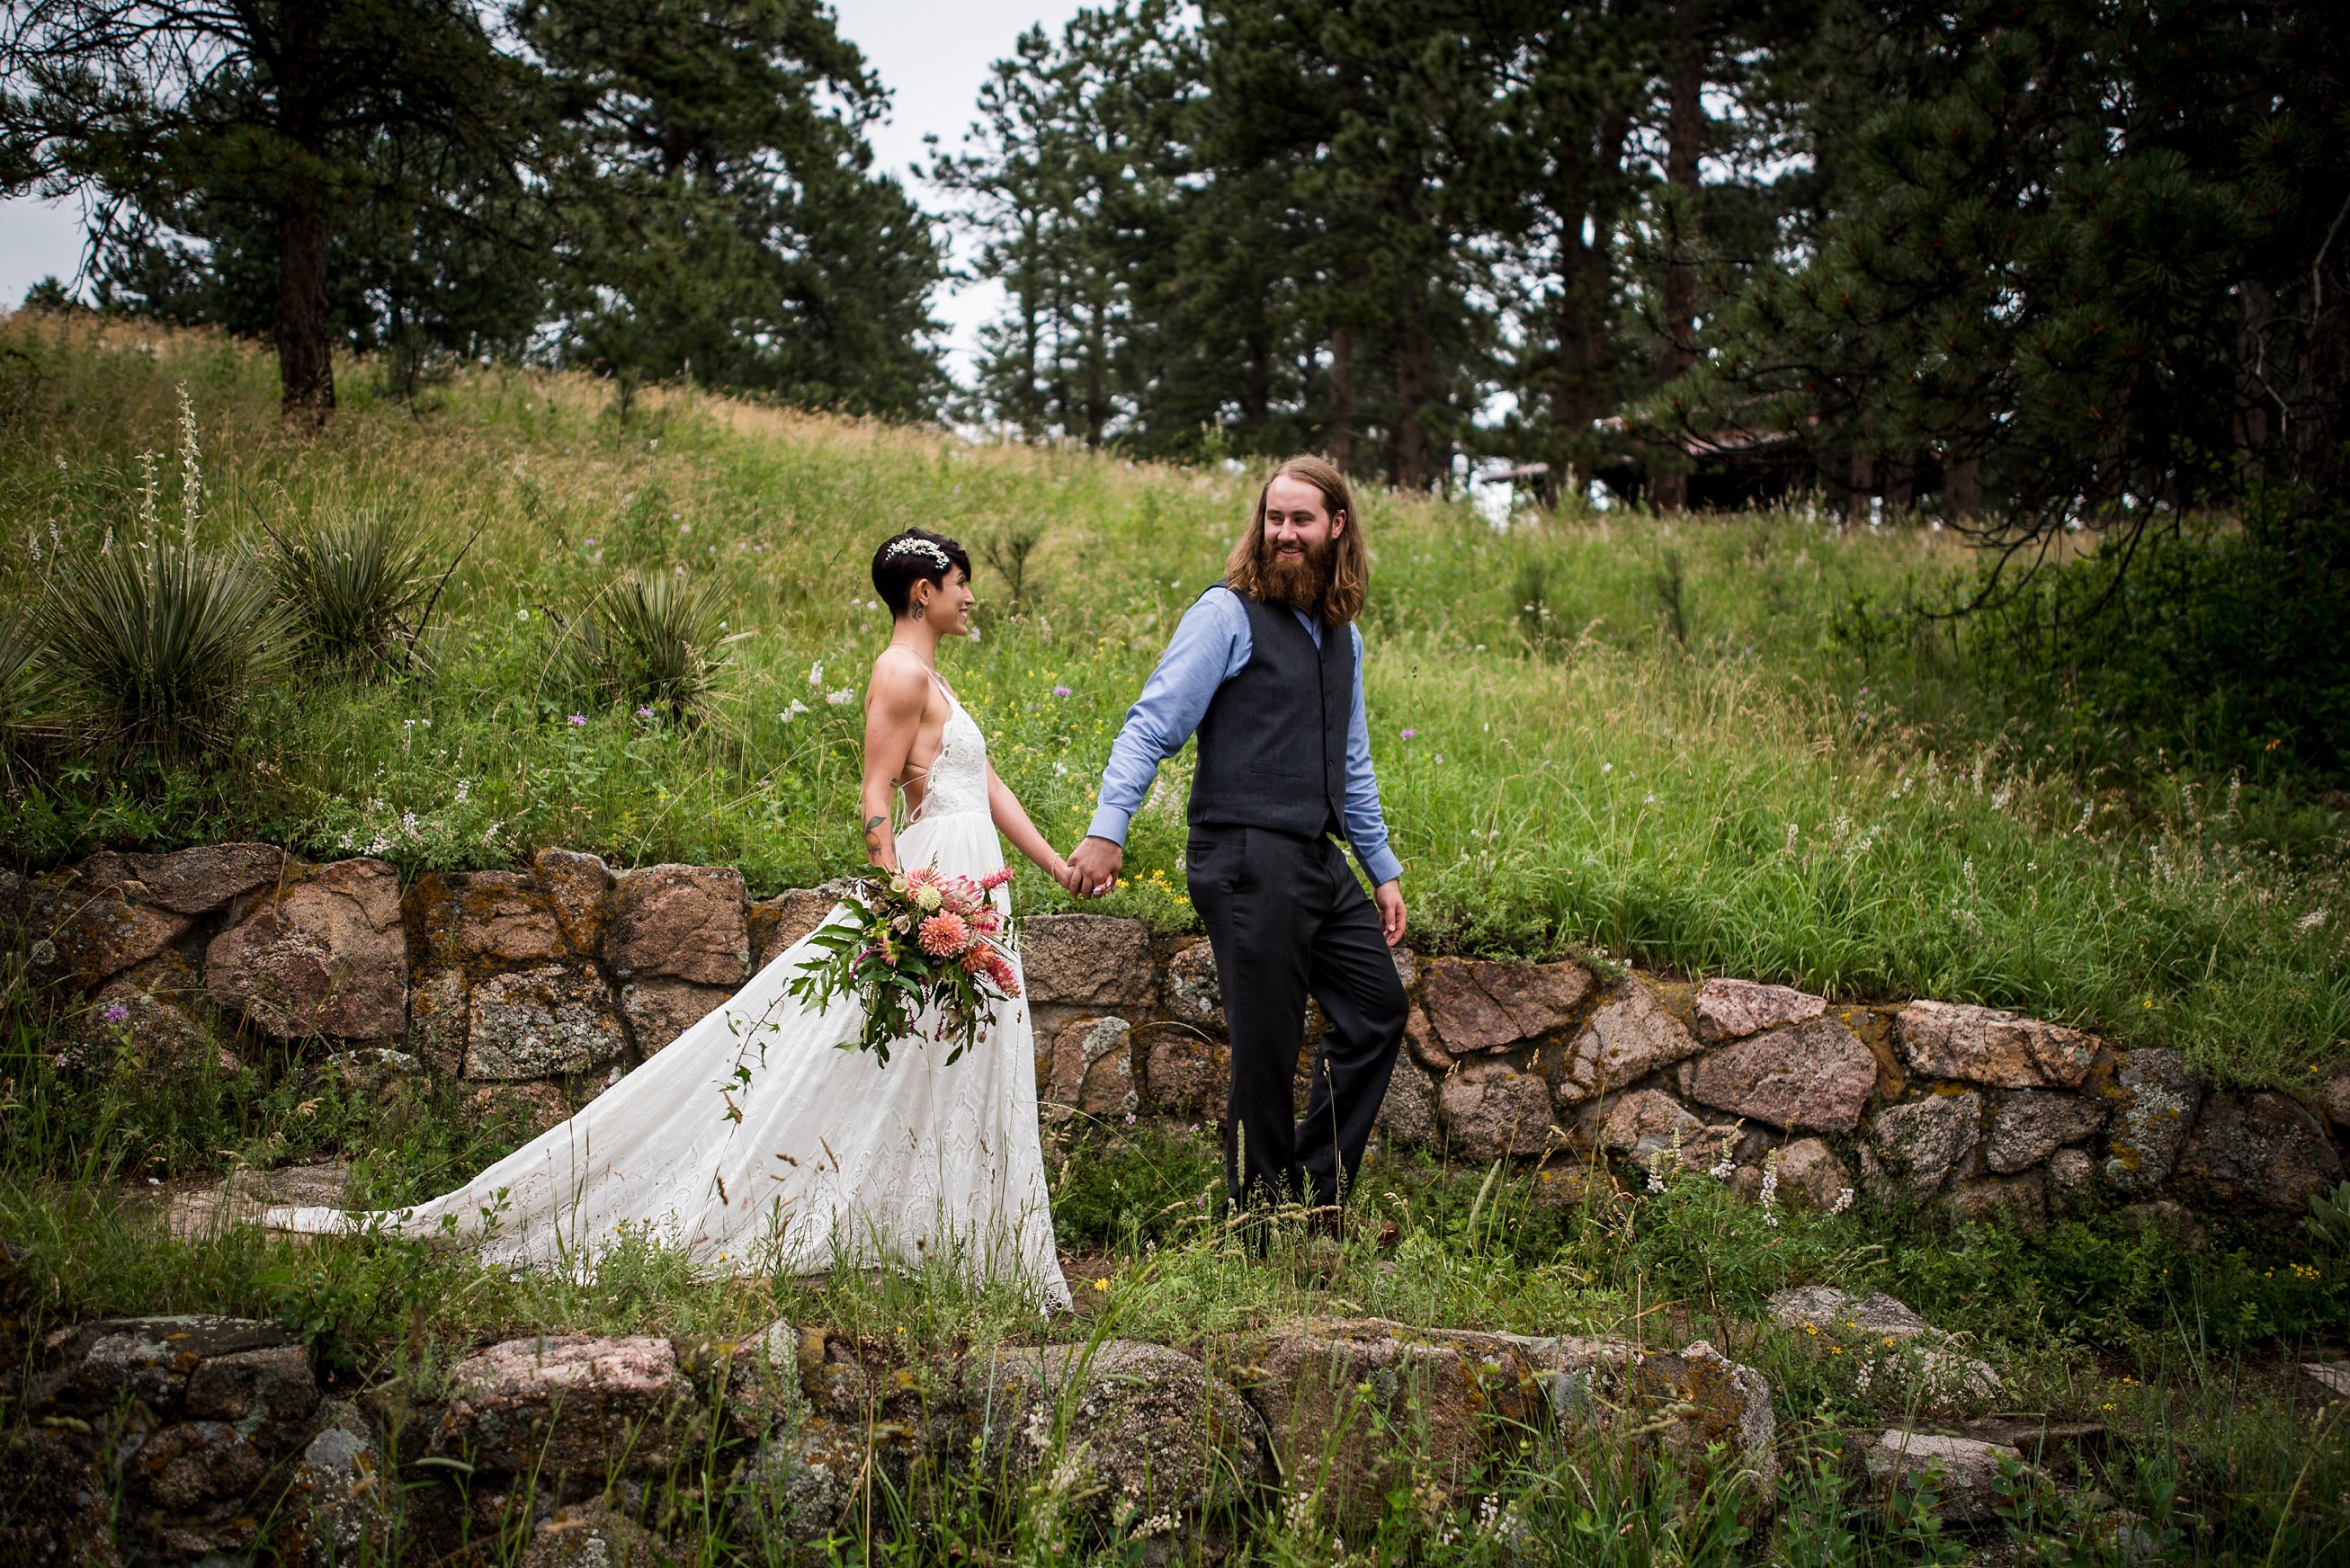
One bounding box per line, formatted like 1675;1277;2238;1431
0;604;57;783
2309;1179;2350;1254
558;572;741;723
36;535;296;763
263;512;459;674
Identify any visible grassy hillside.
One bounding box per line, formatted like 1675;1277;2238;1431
1;314;2343;1085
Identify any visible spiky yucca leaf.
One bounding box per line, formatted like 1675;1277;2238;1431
265;512;435;673
37;537;296;762
0;604;56;781
559;572;738;722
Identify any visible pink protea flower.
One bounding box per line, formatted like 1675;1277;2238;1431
918;911;970;958
904;866;943;892
980;868;1013;891
969;904;1002;934
960;945;994;976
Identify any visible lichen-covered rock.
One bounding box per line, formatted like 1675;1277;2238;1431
2171;1091;2344;1216
284;1400;397;1568
1212;1319;1542;1526
2047;1147;2095;1210
1021;914;1154;1007
2323;1069;2350;1131
1577;1087;1724;1173
1439;1063;1562;1162
621;976;731;1055
408;870;566;967
1949;1172;2045;1228
1047;1014;1138;1116
2101;1047;2203;1194
1420;957;1591;1054
530;847;612;954
49;886;194;985
519;1501;666;1567
65;980;228;1076
81;842;286;914
1693;977;1827;1042
674;1317;808;1441
1895;1001;2095;1089
954;1341;1270;1537
34;1314;314;1423
1162;939;1223;1028
1983;1090;2106;1174
320;1047;422;1100
1376;1059;1443;1150
1774;1137;1853;1210
1683;1016;1877;1132
433;1334;701;1479
465;964;629;1079
749;888;844;971
1768;1287;1933;1341
1869;1092;1983;1198
1856;1430;2022;1522
1139;1023;1228;1118
1551;983;1704;1105
1401;1001;1452;1072
206;858;407;1038
0;1428;118;1567
605;863;750;985
1519;1335;1777;1524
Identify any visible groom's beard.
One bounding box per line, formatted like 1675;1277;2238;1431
1256;535;1336;611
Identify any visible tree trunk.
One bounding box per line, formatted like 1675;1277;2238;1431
1944;453;1980;521
1651;41;1705;513
1847;449;1875;524
1389;316;1432;489
1329;326;1355;471
275;199;335;425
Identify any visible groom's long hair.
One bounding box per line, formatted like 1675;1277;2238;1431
1223;455;1369;626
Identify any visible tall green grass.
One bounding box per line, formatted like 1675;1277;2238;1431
0;313;2343;1084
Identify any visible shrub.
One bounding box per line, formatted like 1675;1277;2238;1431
0;603;54;781
34;535;295;763
557;571;737;722
262;512;450;674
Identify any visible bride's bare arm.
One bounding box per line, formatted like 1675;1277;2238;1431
987;764;1080;893
860;659;931;873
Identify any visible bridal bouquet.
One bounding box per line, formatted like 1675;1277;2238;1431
786;865;1021;1066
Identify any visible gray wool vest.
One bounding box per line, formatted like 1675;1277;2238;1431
1187;588;1352;840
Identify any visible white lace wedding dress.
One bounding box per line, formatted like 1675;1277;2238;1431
264;685;1071;1312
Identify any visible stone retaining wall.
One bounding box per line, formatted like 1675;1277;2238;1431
13;842;2348;1224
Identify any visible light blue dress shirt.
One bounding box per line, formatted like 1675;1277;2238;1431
1087;586;1404;886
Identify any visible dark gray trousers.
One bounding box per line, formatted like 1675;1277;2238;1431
1185;824;1407;1210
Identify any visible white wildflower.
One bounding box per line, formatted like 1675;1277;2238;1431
808;660;823;687
2298;908;2328;934
1830;1187;1854;1215
176;384;201;539
1759;1150;1781;1228
826;689;854;706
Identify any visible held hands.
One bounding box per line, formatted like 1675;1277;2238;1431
1065;835;1122;900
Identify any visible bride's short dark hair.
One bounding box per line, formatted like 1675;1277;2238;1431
871;528;970;617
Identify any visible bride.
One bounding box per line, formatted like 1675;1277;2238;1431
265;529;1077;1312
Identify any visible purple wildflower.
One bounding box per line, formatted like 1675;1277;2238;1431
567;713;587;726
636;705;656;719
102;1002;130;1027
1400;728;1416;739
1052;685;1072;698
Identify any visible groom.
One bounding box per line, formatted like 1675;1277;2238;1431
1068;455;1407;1220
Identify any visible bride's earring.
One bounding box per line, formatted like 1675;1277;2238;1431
912;601;927;621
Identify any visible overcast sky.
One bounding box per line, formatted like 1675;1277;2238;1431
0;0;1084;382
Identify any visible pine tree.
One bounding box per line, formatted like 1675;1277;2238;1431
523;0;946;417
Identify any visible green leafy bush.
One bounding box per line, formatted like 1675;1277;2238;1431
557;570;738;722
33;535;295;763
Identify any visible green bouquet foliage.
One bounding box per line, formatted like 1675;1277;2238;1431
785;864;1023;1067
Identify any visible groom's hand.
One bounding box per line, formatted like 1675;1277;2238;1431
1374;879;1407;946
1067;836;1122;899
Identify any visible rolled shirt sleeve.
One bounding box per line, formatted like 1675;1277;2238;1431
1086;588;1251;844
1342;623;1404;886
